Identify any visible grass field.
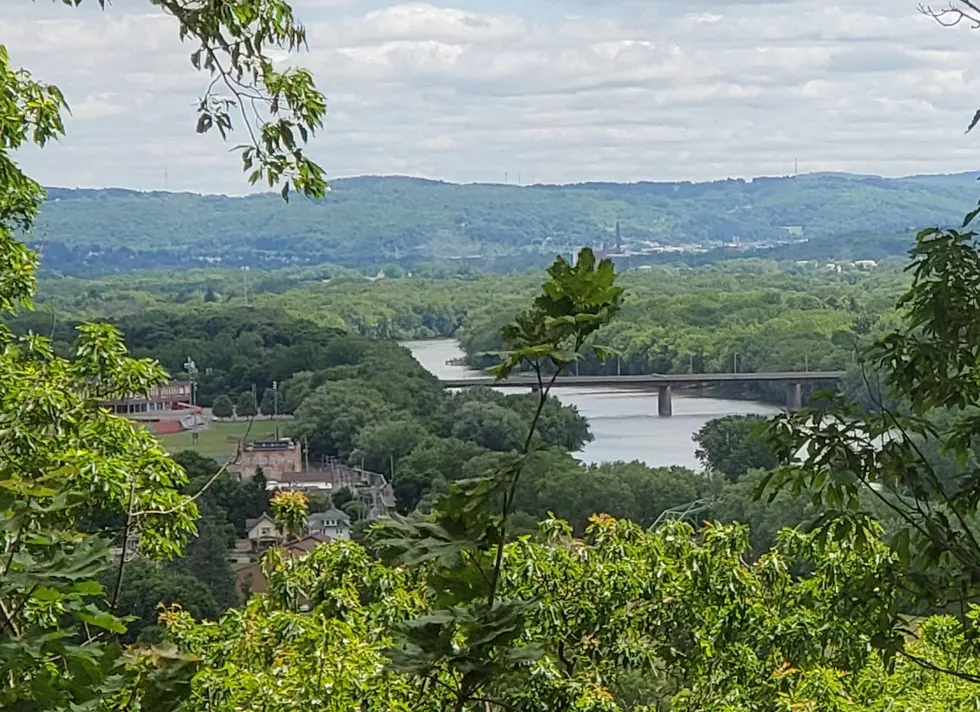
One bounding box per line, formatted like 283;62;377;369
158;420;285;458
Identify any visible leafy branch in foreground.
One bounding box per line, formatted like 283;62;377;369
60;0;328;199
2;0;327;707
373;247;624;711
763;200;980;677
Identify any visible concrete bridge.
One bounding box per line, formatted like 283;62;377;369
439;371;846;416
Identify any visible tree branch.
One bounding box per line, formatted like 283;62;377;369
133;416;254;519
110;481;137;612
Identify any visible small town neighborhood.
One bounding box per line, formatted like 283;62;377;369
233;509;352;598
100;379;395;598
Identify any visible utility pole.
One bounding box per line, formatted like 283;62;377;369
734;352;739;374
272;380;279;418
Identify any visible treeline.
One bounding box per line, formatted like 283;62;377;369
27;257;906;346
30;172;980;274
14;261;908;411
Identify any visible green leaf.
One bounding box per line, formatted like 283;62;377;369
75;604;127;635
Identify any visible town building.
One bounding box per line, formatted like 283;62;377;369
255;453;395;519
307;509;351;540
235;438;304;479
235;534;332;600
245;512;279;553
98;380;207;435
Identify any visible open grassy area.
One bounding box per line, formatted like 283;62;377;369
158;420;285;458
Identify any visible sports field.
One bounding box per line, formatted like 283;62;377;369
158;420;285;458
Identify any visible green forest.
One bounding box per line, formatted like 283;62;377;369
29;171;980;274
18;256;906;404
12;2;980;711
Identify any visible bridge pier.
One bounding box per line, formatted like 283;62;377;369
786;382;802;411
658;385;673;417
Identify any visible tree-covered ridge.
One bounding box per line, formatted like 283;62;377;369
31;171;980;273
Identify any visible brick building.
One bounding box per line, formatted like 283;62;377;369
236;438;303;479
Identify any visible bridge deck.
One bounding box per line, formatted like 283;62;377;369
439;372;845;388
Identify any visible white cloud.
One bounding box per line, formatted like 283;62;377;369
6;0;980;193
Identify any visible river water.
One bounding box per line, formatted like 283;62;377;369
406;339;781;470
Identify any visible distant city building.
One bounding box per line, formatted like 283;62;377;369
853;260;878;270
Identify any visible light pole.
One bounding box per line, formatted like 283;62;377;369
272;381;279;418
733;352;739;374
183;356;198;406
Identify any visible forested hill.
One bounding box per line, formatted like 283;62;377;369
33;171;980;274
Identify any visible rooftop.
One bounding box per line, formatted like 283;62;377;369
308;508;351;525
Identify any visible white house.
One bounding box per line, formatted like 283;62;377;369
307;509;351;541
245;512;279;553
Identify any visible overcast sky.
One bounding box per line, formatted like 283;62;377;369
3;0;980;193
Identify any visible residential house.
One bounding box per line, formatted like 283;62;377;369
245;512;279;553
307;509;351;541
235;534;332;600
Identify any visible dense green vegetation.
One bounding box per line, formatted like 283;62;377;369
456;261;903;403
15;257;906;412
31;172;980;274
13;1;980;710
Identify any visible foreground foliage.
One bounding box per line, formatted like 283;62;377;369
1;0;328;706
764;201;980;681
160;516;980;712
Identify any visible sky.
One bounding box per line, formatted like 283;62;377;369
3;0;980;193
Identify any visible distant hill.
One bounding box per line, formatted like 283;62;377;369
31;172;980;274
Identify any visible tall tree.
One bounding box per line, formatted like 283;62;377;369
259;387;279;416
694;414;777;482
236;390;258;417
0;0;328;706
170;504;237;610
212;393;234;418
765;202;980;678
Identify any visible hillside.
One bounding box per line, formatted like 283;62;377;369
32;172;980;274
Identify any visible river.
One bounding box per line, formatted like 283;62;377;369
405;339;781;470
